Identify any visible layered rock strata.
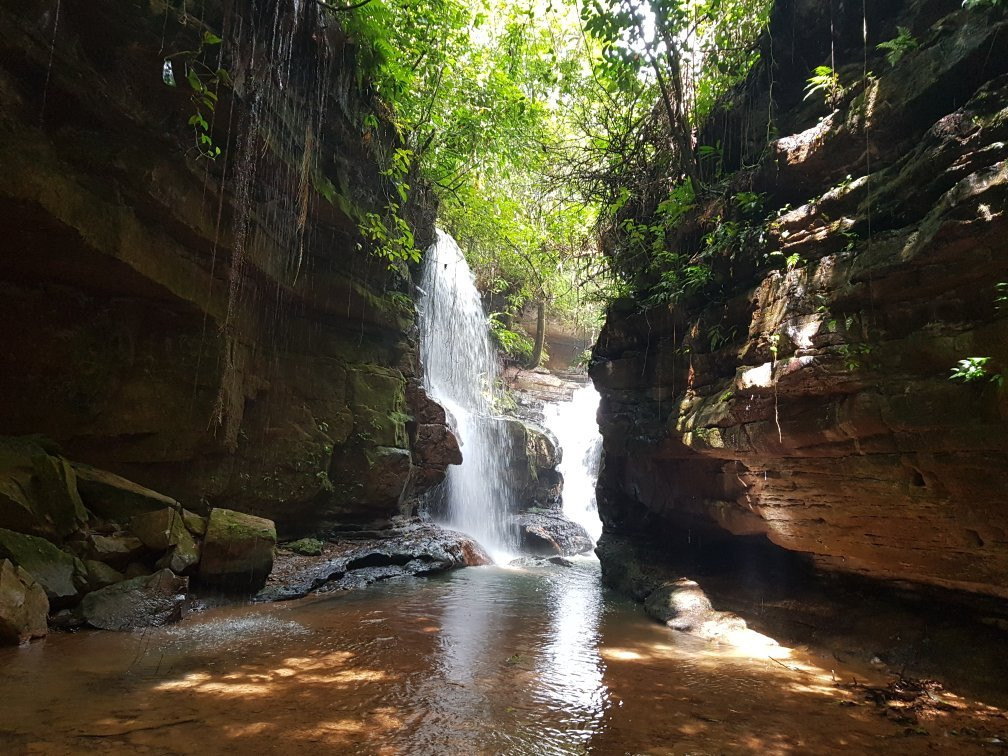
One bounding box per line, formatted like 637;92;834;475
0;0;456;536
592;0;1008;599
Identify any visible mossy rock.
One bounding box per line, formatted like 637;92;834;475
73;464;179;523
0;437;88;540
0;527;86;605
197;508;276;593
284;537;324;556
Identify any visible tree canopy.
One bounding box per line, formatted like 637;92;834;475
341;0;773;363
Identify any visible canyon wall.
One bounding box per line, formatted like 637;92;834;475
592;0;1008;599
0;0;453;536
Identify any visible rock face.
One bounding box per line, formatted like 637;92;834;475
0;559;48;644
0;0;458;537
593;0;1008;600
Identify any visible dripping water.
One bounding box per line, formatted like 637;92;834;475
418;231;520;562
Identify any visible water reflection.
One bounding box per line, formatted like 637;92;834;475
0;562;1002;754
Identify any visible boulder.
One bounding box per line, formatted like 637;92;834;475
83;559;125;591
0;436;87;540
73;464;180;523
79;569;188;630
644;579;716;632
0;528;86;605
511;511;594;557
86;533;145;568
198;508;276;592
129;508;199;573
182;509;207;536
0;559;48;644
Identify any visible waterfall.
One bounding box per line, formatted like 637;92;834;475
418;231;520;561
542;385;604;544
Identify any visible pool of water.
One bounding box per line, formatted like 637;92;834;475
0;560;1003;754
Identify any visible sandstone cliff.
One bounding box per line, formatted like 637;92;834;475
592;0;1008;599
0;0;455;534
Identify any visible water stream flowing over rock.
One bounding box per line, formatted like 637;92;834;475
418;231;520;560
543;384;604;546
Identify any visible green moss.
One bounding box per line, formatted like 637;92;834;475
284;538;324;556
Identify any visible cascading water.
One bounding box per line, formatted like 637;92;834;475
542;384;604;545
419;231;520;561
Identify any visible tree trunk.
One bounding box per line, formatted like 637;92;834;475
526;300;546;369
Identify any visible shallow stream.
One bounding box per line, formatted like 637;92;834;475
3;559;1004;754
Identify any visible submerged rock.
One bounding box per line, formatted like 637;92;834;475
0;558;48;644
79;569;188;631
198;508;276;593
0;527;86;605
511;511;593;557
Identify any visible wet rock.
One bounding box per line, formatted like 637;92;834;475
500;418;563;510
0;528;86;605
512;511;593;557
0;558;48;644
644;579;715;632
0;436;87;540
79;569;188;631
86;533;145;568
130;508;199;573
73;464;179;523
83;559;125;590
257;523;489;601
198;508;276;593
644;578;754;643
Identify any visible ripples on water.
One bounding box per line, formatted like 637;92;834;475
0;560;999;754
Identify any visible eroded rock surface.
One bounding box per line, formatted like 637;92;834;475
593;0;1008;600
258;522;490;601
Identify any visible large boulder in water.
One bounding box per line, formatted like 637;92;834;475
0;527;86;606
197;508;276;592
80;569;188;630
511;511;593;557
0;559;48;644
501;418;563;510
0;436;87;540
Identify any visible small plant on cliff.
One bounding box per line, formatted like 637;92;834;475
804;66;843;108
163;29;230;160
950;357;1004;387
877;27;919;66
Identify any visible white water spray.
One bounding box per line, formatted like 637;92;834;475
542;384;604;544
419;231;520;561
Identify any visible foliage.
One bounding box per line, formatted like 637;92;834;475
877;26;918;66
804;65;843;107
163;28;230;160
488;313;535;361
950;357;1004;386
